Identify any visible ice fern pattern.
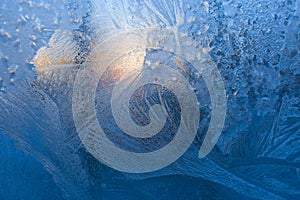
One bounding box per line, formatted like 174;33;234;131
0;0;299;199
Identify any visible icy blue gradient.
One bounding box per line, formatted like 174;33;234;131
0;0;299;199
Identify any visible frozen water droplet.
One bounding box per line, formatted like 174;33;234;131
30;35;37;41
7;65;18;74
187;16;195;23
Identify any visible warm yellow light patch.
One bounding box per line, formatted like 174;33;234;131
31;30;79;74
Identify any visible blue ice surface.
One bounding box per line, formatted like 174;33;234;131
0;0;299;199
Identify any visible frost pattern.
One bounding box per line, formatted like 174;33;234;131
0;0;299;199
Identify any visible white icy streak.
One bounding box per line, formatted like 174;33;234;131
89;0;184;39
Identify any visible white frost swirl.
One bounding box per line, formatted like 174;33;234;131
72;28;226;173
